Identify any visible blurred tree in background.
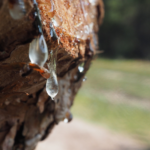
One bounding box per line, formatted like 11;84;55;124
99;0;150;59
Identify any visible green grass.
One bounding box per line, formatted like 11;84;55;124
72;59;150;145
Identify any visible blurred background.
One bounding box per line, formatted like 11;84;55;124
36;0;150;150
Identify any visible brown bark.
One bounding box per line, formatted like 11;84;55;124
0;0;104;150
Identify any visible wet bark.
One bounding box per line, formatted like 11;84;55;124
0;0;104;150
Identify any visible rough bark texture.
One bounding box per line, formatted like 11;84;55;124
0;0;104;150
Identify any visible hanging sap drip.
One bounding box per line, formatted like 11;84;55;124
63;111;73;123
63;118;69;123
78;62;84;73
29;35;48;67
46;70;58;100
8;0;26;19
46;50;58;100
83;76;87;82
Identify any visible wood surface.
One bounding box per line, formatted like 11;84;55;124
0;0;104;149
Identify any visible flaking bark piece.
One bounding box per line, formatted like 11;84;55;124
37;88;49;113
2;124;17;150
23;106;41;138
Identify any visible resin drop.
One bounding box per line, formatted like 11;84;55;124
29;35;48;67
83;77;87;82
63;111;73;123
46;50;58;100
78;62;84;73
46;70;58;100
52;15;63;27
63;118;68;123
8;0;26;19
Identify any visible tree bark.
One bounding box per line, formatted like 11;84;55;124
0;0;104;150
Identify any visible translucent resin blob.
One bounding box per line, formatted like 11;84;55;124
63;111;73;123
8;0;26;19
83;76;87;82
46;70;58;100
52;15;63;27
78;62;84;73
29;35;48;67
63;118;68;123
46;50;58;100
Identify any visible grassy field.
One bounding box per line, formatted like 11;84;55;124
72;59;150;145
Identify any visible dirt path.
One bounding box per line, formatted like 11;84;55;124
36;118;146;150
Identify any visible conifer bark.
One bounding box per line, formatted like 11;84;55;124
0;0;104;150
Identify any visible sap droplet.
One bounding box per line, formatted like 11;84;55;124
83;77;87;82
52;15;63;27
63;111;73;123
78;62;84;73
29;35;48;67
8;0;26;19
46;70;58;100
46;50;58;100
63;118;68;123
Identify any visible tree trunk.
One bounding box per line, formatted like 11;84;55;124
0;0;104;150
